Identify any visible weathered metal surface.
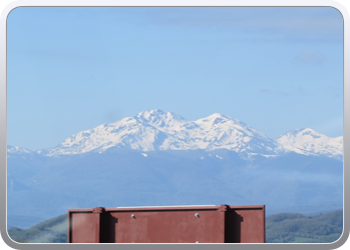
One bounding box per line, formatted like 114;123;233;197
68;204;265;243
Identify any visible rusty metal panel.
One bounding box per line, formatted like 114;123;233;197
107;210;223;243
226;205;265;243
69;212;100;243
68;207;106;243
68;204;265;243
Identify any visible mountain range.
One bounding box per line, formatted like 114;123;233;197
11;109;343;159
7;109;343;229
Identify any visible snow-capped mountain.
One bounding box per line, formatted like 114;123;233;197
36;109;280;156
7;145;33;154
7;145;34;159
277;128;343;160
32;109;342;159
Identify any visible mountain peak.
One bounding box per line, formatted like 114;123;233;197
7;145;33;154
137;109;165;117
205;112;230;119
287;128;317;135
196;113;246;128
137;109;185;121
135;109;187;128
277;128;343;159
210;112;226;117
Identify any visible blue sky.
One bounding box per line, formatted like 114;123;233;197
7;7;343;151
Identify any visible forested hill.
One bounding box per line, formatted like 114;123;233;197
7;209;343;243
266;210;343;243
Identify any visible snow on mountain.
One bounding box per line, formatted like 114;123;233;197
7;145;35;159
33;109;343;159
7;145;33;154
38;117;161;155
277;128;343;160
194;113;278;153
36;109;279;156
136;109;188;129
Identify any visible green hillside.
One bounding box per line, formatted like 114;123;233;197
8;214;68;243
7;210;343;243
266;210;343;243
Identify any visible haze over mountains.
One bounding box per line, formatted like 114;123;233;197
7;109;343;229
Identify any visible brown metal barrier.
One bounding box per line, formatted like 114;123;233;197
68;204;265;243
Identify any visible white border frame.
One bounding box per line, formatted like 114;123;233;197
1;1;349;250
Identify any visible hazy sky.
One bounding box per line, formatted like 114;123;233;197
7;7;343;151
